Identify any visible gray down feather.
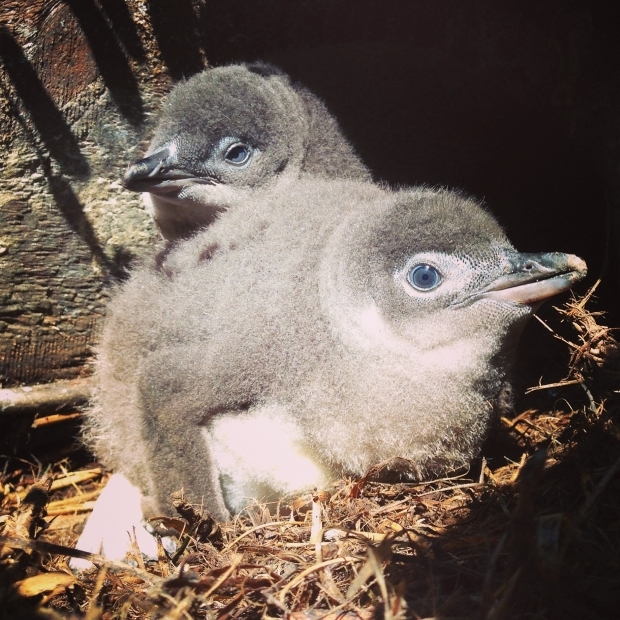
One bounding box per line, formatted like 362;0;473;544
85;178;586;520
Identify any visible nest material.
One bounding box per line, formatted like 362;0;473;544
0;285;619;620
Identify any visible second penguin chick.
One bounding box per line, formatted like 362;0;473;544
85;179;587;530
124;63;371;240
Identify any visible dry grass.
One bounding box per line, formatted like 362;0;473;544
1;285;619;620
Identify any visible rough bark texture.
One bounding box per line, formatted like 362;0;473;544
0;1;619;387
0;0;179;385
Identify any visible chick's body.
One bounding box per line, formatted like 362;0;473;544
125;63;370;240
85;178;586;522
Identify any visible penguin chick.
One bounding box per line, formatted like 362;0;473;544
77;179;586;565
124;63;371;240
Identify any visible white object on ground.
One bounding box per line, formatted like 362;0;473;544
70;473;160;571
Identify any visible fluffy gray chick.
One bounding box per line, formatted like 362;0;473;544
86;178;586;524
123;63;370;240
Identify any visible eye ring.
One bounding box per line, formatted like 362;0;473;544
407;264;442;291
224;143;252;167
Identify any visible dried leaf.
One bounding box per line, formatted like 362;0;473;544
147;515;189;537
12;571;76;597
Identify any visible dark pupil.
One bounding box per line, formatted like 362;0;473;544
226;145;249;164
409;264;440;290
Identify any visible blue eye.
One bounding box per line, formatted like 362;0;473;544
408;264;441;291
225;143;252;166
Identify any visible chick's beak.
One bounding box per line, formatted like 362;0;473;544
482;252;588;305
123;145;212;194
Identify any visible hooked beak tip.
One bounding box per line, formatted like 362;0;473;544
565;254;588;277
482;251;588;306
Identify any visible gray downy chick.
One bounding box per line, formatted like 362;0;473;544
74;179;586;567
124;63;371;240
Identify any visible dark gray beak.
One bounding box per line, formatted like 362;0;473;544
123;145;208;194
482;252;587;305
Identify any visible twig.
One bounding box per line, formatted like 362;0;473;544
32;412;83;428
278;557;359;602
370;498;411;517
9;469;104;502
47;501;96;516
580;382;599;415
525;379;583;394
533;314;577;348
0;535;158;583
202;554;243;599
0;378;93;417
221;521;294;553
418;482;484;497
47;489;101;510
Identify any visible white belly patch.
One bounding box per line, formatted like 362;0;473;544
204;405;327;513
